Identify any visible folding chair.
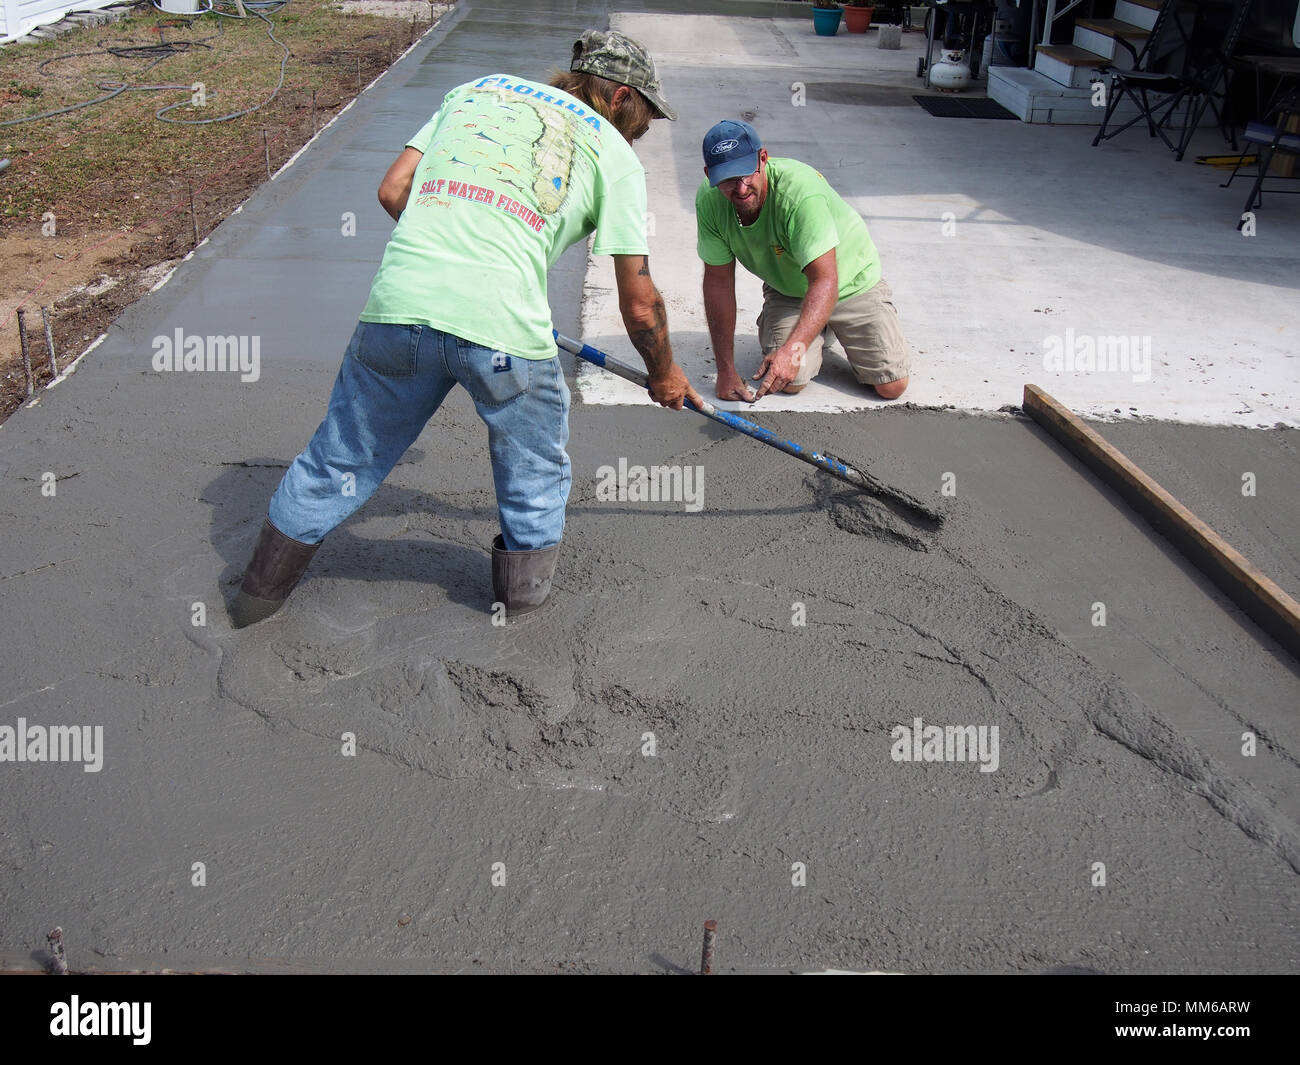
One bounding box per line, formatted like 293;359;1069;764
1092;0;1256;161
1224;84;1300;226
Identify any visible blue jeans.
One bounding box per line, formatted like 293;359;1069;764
268;322;571;551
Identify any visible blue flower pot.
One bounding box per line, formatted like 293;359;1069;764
812;6;843;35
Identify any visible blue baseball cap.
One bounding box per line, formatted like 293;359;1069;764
703;119;762;186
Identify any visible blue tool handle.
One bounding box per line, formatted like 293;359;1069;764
553;331;943;524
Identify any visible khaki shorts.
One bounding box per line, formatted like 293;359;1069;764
757;279;910;387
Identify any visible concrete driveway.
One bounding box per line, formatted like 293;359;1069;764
0;0;1296;973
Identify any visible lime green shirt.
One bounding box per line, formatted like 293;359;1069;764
695;158;881;300
360;75;649;360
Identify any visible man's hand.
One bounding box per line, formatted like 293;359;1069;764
649;363;705;411
716;367;756;402
752;340;806;400
749;249;836;400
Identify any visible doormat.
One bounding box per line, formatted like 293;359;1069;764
914;95;1017;119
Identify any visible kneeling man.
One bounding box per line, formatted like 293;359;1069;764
696;119;910;402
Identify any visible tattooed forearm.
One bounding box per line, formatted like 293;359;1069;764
626;297;672;374
637;255;650;276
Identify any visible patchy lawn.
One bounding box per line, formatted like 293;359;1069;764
0;0;451;423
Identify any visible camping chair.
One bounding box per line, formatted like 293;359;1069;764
1092;0;1256;161
1223;83;1300;226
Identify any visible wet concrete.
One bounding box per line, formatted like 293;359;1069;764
0;0;1297;973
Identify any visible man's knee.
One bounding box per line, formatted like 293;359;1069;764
873;377;908;400
781;382;808;394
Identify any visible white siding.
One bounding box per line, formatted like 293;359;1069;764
2;0;125;43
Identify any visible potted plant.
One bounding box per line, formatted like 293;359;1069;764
812;0;843;36
844;0;875;33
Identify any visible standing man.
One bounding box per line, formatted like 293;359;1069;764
696;120;910;402
229;30;700;627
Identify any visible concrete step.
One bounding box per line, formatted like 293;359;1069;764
1114;0;1162;32
1073;18;1149;67
1035;43;1111;89
988;64;1190;125
2;2;128;46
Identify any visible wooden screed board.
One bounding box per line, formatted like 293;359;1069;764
1023;384;1300;661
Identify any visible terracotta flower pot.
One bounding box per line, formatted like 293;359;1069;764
844;6;874;32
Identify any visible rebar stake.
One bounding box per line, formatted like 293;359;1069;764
47;927;68;975
699;919;717;975
41;305;57;377
17;308;33;396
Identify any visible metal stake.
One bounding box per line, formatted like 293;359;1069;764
17;308;33;396
700;919;717;975
263;130;271;179
47;927;68;975
189;177;199;246
41;305;57;377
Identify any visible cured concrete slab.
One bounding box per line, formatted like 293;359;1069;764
0;0;1296;974
579;9;1300;426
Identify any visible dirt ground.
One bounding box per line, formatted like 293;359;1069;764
0;0;453;423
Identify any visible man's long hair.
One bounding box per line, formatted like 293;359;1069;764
549;71;655;142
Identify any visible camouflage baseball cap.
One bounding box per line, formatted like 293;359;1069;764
570;29;676;121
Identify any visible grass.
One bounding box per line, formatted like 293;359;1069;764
0;0;447;421
1;1;435;227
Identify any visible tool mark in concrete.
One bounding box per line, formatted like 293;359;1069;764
205;489;1298;872
444;661;738;822
811;476;932;552
1132;632;1300;774
1083;679;1300;875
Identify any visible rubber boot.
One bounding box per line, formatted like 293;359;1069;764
491;534;559;616
229;519;320;628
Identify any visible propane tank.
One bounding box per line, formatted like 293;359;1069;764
930;49;973;91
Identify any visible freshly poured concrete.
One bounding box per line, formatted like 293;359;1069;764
0;0;1297;973
581;12;1299;425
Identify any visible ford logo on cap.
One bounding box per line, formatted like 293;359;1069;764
702;119;763;187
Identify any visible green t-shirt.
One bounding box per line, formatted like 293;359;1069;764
360;75;649;360
695;158;881;300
